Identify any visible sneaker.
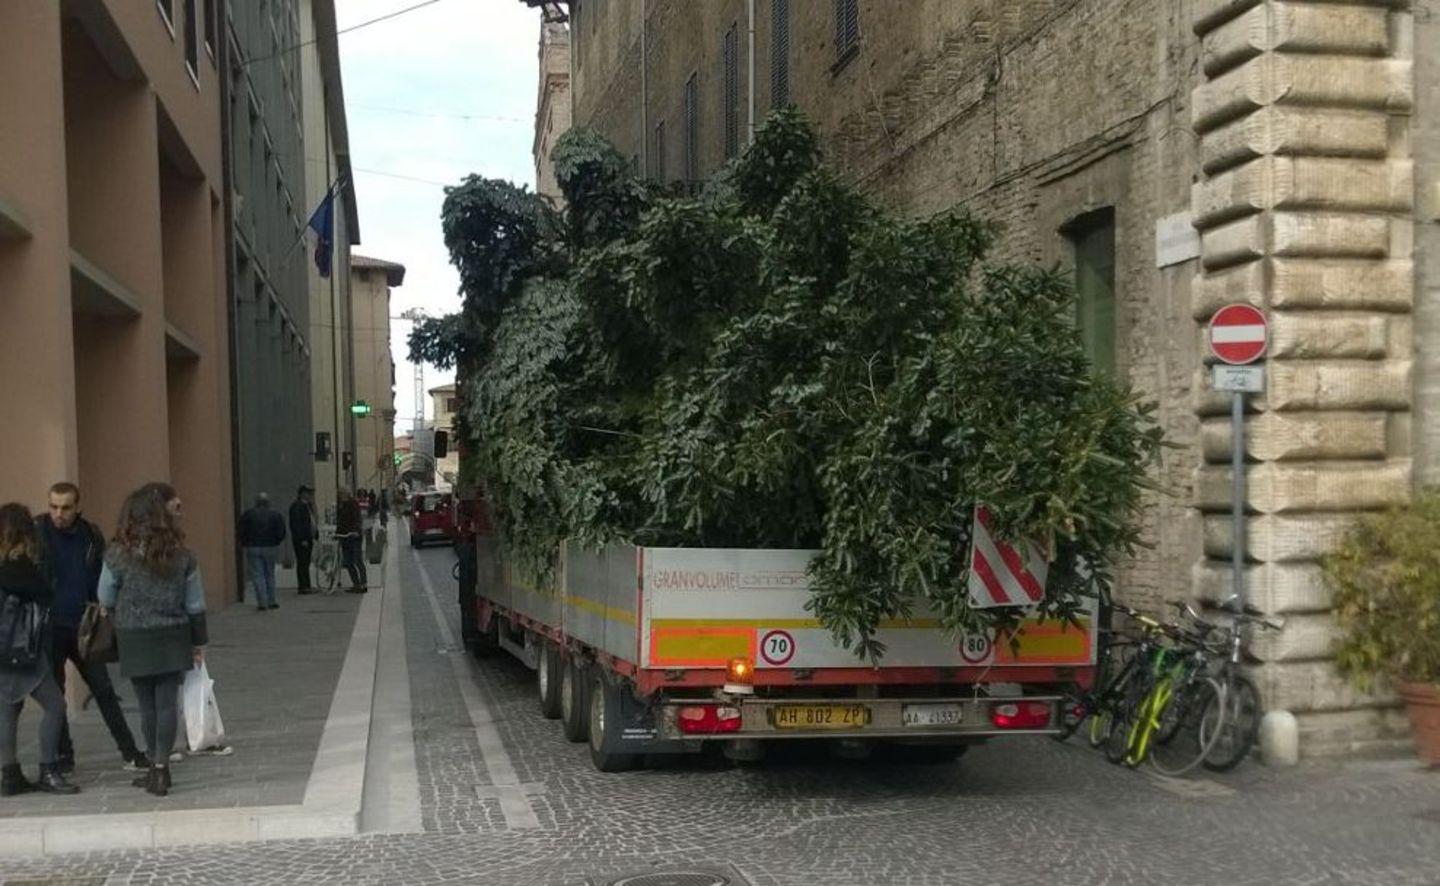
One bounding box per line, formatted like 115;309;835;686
169;751;184;763
190;744;234;757
123;753;152;771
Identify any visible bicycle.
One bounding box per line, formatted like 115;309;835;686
1171;600;1284;772
311;526;355;595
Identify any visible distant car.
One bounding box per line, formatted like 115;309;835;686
408;491;456;548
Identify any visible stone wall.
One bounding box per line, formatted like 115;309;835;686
1190;0;1419;754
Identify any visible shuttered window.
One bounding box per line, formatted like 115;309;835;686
683;72;700;182
652;120;667;182
1066;209;1118;377
834;0;859;63
183;0;199;77
723;24;739;159
771;0;790;108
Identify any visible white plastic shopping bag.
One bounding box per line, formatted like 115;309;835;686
182;662;226;752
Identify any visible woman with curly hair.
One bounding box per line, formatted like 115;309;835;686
0;503;80;795
98;483;207;797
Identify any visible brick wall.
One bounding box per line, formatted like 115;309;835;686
565;0;1434;757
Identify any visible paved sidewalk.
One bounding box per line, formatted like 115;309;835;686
3;587;360;817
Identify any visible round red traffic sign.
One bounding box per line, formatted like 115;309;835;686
1208;303;1268;366
760;630;796;666
959;633;992;664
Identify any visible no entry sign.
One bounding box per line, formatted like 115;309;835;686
1208;304;1268;365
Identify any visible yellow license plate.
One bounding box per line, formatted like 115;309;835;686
772;704;870;730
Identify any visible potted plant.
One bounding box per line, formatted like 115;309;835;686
1324;491;1440;767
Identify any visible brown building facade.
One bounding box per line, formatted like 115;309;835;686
0;0;235;605
563;0;1440;757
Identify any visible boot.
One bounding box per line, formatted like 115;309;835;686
35;764;79;795
144;763;170;797
0;763;32;797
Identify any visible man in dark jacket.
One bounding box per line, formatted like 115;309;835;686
288;486;318;595
238;493;287;611
37;482;147;773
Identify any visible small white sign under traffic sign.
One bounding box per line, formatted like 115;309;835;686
1212;365;1264;393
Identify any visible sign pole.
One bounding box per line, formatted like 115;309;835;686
1207;302;1268;615
1232;390;1245;613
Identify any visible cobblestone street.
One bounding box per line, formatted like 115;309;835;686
1;541;1437;885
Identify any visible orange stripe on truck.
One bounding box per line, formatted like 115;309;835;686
995;617;1092;664
649;626;755;667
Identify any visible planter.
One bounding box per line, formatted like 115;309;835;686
1397;681;1440;768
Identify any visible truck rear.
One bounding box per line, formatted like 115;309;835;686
468;538;1097;771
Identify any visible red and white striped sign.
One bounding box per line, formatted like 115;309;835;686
967;507;1049;609
1208;304;1268;366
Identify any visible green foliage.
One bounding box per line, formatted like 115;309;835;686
1325;492;1440;689
406;313;468;371
441;110;1165;658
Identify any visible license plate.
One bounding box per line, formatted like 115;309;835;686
902;703;965;727
772;704;869;730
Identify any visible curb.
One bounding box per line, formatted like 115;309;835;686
0;568;387;856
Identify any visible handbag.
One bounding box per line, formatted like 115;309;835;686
0;591;48;671
78;602;118;664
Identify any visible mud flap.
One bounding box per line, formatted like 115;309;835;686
597;677;699;757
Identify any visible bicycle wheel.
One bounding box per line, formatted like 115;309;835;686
317;549;339;594
1150;676;1223;777
1104;684;1144;765
1203;672;1262;772
1087;706;1113;748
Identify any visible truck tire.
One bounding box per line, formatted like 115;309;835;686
588;672;641;772
536;642;563;720
560;659;589;743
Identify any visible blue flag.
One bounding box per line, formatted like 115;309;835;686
306;187;335;278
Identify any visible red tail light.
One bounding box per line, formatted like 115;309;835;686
990;701;1052;729
676;705;743;735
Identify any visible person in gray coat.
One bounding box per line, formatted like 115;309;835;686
98;483;207;797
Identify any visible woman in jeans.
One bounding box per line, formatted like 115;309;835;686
0;504;79;795
98;483;207;797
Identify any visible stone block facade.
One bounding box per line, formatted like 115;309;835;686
562;0;1440;757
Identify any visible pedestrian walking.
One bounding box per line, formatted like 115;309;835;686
238;493;286;611
0;503;80;795
97;483;208;797
288;486;318;596
377;489;390;528
36;482;148;774
336;489;366;594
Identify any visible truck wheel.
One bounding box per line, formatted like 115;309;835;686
536;642;563;720
560;659;589;743
588;672;640;772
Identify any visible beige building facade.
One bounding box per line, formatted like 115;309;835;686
565;0;1440;757
0;0;235;605
349;256;404;498
534;21;573;201
301;0;361;518
427;383;462;487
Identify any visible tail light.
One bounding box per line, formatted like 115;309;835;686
676;705;743;735
990;701;1052;730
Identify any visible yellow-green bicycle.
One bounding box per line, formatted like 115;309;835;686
1104;622;1225;776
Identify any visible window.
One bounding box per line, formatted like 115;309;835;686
834;0;859;65
683;72;699;182
771;0;791;108
1064;209;1117;376
652;120;666;181
723;24;739;159
156;0;175;33
204;0;217;57
183;0;199;80
445;397;459;414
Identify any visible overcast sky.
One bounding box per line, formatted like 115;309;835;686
336;0;542;432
